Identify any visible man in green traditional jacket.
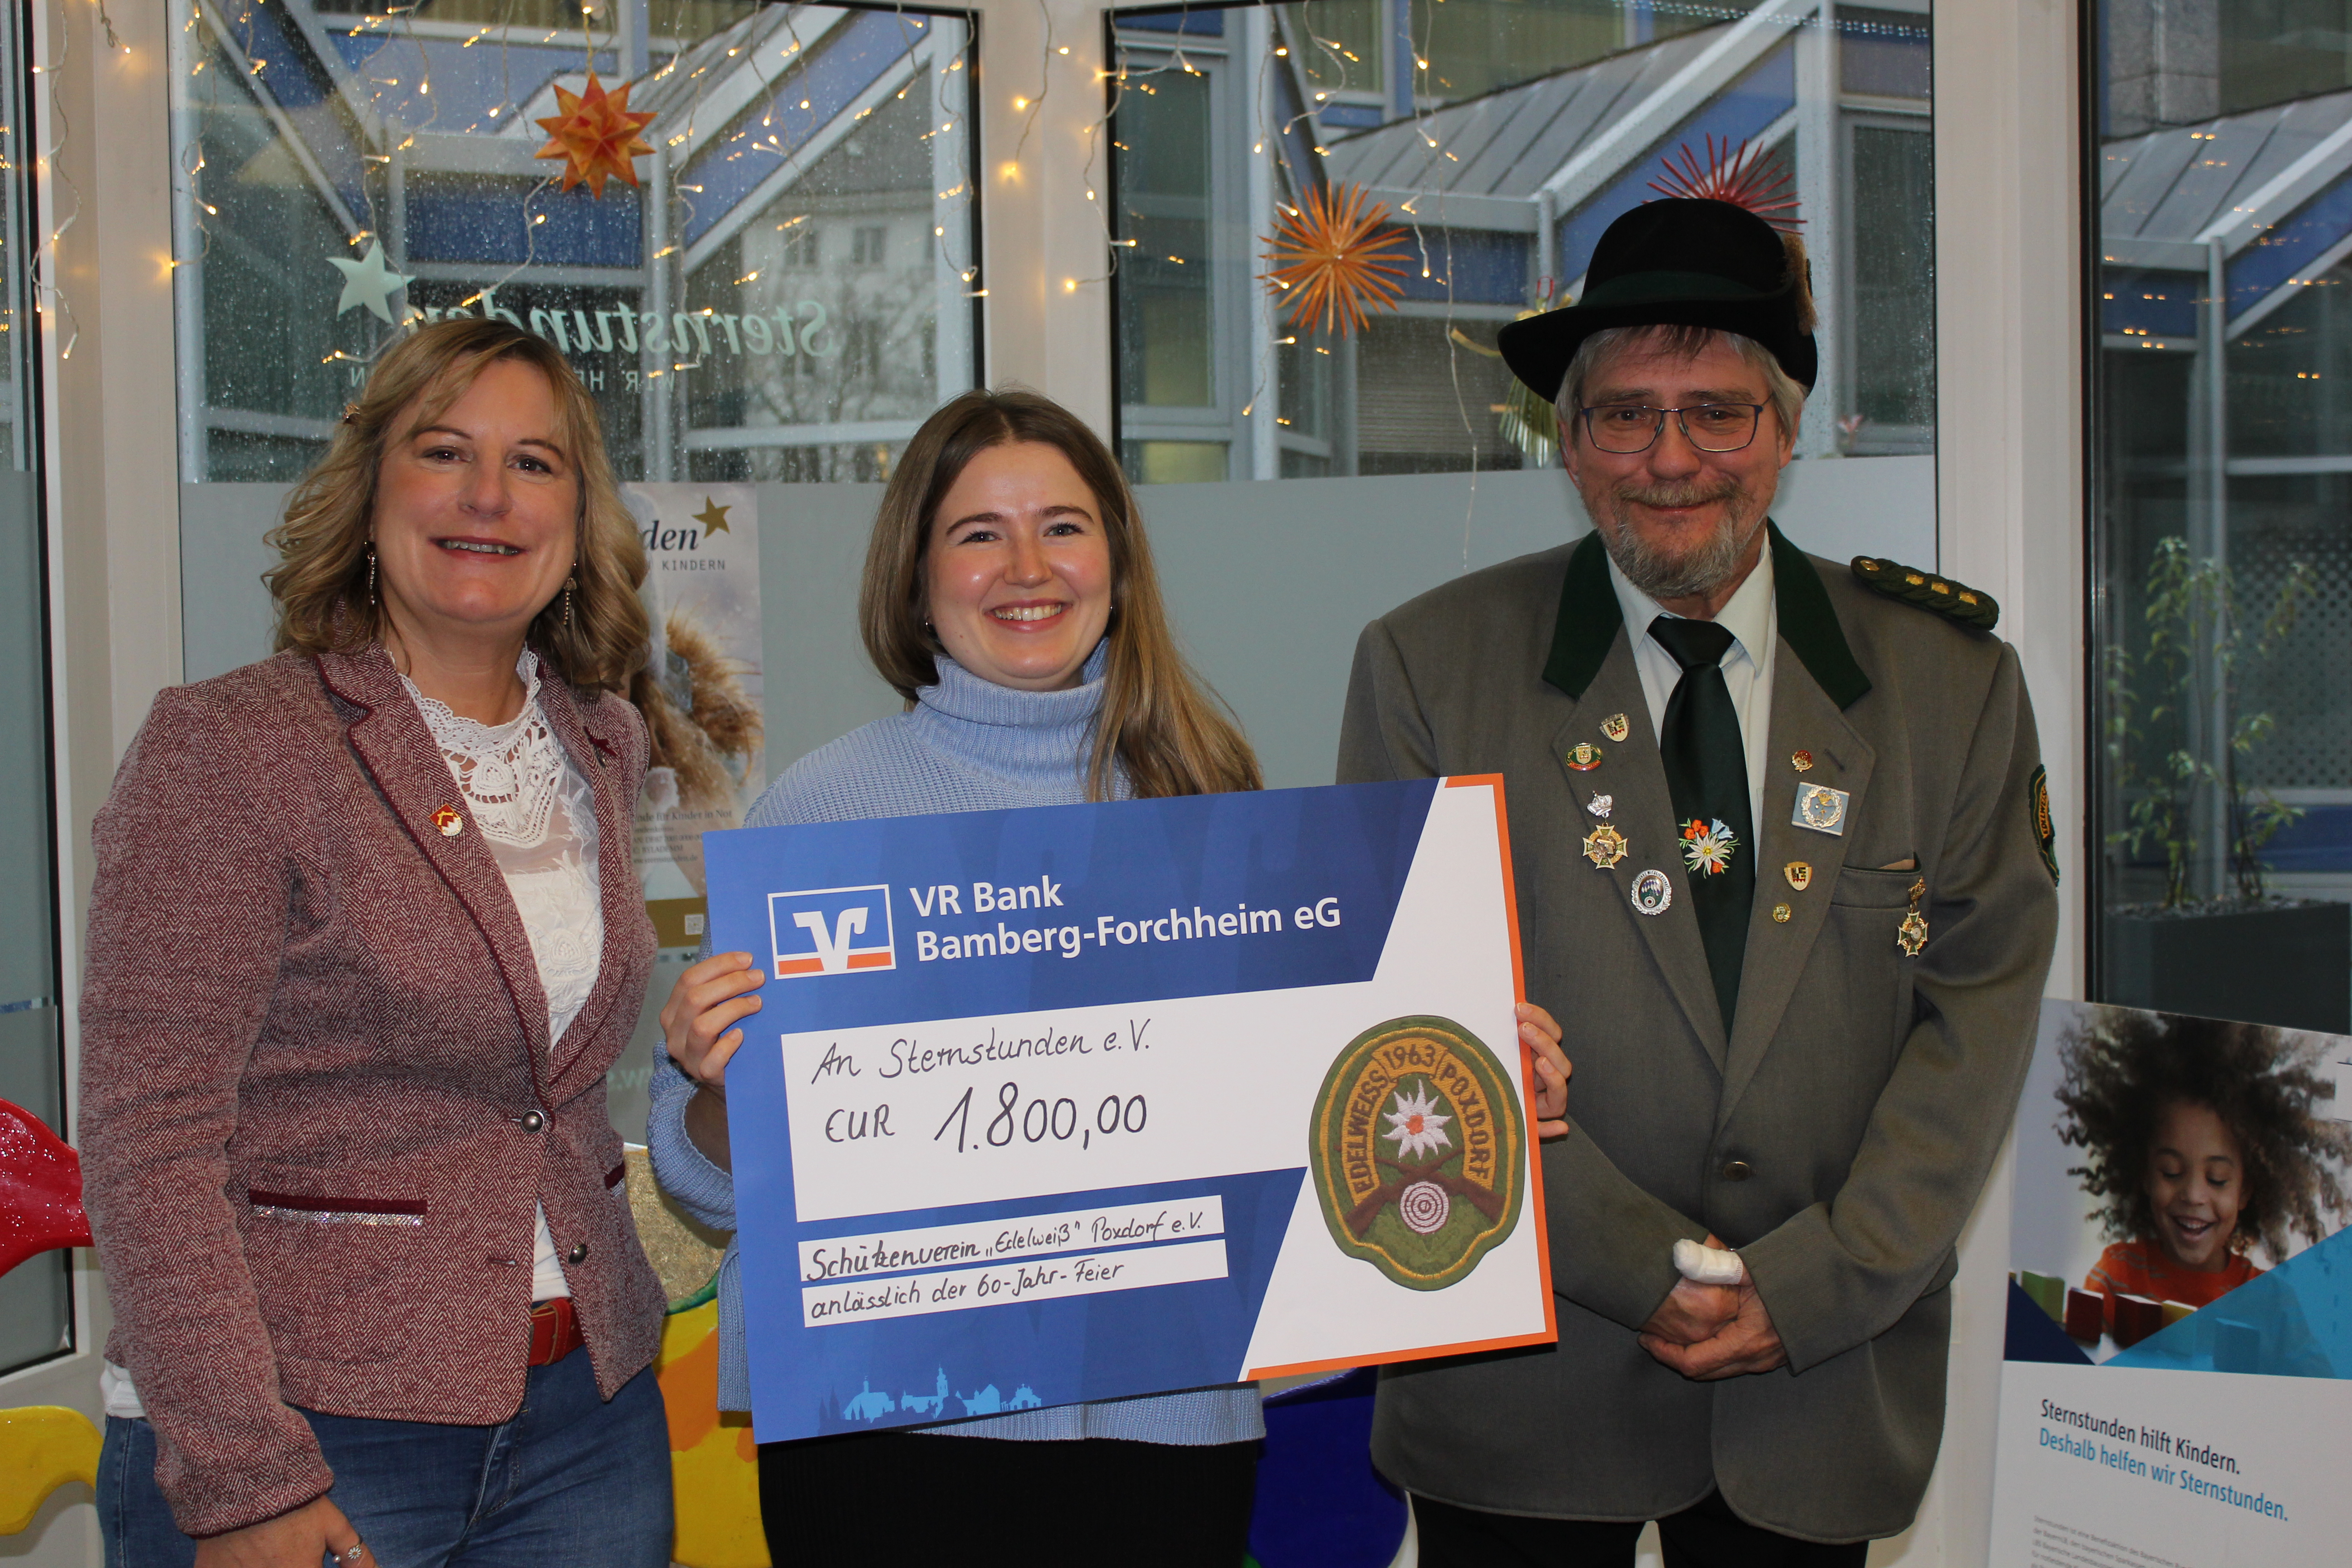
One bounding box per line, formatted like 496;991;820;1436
1338;197;2060;1565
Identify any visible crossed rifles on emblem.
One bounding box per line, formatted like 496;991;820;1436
1343;1143;1506;1239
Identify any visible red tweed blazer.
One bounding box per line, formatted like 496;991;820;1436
78;646;666;1537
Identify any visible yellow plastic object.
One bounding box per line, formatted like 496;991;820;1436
658;1300;769;1568
0;1406;101;1535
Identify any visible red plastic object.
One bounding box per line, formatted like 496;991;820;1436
2063;1286;2105;1343
0;1098;92;1278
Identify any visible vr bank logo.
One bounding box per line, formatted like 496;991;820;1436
768;885;896;978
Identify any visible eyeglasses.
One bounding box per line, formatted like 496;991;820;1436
1577;402;1769;455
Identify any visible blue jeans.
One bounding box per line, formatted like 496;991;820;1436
99;1352;671;1567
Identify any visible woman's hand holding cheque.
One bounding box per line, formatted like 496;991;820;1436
662;951;765;1168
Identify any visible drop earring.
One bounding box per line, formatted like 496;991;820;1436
563;576;576;628
366;544;377;608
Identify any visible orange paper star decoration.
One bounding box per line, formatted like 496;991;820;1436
1260;181;1411;337
534;72;657;198
1646;134;1802;230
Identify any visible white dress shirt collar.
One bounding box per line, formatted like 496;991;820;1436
1600;532;1779;833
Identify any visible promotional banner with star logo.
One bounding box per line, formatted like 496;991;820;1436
625;483;763;951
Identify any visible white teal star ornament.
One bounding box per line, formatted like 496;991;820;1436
327;240;414;324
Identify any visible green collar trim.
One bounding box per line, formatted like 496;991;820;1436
1540;523;1872;709
1541;532;1622;699
1769;522;1871;709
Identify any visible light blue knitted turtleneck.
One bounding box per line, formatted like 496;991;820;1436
647;647;1264;1444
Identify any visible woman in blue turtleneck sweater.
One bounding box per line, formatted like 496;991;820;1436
648;389;1570;1565
647;388;1273;1566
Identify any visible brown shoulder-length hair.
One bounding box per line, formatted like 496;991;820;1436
265;318;649;696
861;388;1261;800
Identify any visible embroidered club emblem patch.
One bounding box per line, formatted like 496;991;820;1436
1793;783;1851;835
1308;1016;1525;1291
2030;763;2058;886
1681;818;1739;876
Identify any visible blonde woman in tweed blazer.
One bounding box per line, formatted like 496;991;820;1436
80;322;671;1568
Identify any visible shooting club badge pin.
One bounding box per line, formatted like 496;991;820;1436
1793;783;1850;836
1629;867;1673;916
1898;878;1929;956
1308;1016;1526;1290
1784;861;1812;892
1583;824;1628;868
432;805;465;837
1565;741;1604;772
1601;713;1631;744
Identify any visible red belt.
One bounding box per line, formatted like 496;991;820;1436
528;1298;584;1367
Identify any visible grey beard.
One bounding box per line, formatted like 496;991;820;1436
1594;483;1764;601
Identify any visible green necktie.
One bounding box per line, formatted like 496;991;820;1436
1649;616;1754;1034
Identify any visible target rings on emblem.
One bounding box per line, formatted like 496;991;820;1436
1398;1181;1452;1235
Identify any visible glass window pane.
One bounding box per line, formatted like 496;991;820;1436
1848;122;1934;439
1116;67;1216;411
1125;439;1230;484
2093;0;2352;1031
1110;1;1934;482
0;0;64;1377
169;1;980;486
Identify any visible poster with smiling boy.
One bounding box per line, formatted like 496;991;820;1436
1988;1000;2352;1564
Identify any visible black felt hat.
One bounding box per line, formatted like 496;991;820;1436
1498;197;1817;401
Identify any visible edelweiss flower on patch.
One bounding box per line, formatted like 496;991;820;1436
1382;1080;1453;1162
1681;817;1739;877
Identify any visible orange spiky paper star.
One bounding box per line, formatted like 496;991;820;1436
1260;181;1411;337
1647;134;1802;230
534;72;657;197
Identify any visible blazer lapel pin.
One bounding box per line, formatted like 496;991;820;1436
1792;783;1850;836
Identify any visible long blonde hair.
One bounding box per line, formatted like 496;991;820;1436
861;389;1261;800
265;318;649;696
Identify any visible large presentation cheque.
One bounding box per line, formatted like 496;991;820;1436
705;775;1556;1442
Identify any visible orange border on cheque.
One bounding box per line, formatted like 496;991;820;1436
1245;773;1558;1379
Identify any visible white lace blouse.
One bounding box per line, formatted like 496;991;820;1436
406;649;605;1303
402;650;605;1050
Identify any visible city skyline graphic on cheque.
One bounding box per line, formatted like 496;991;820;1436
825;1365;1045;1429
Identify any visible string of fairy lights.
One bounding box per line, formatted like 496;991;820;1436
71;1;1857;482
1080;0;1838;490
157;0;985;478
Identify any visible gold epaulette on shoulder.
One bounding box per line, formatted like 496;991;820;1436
1849;556;1999;632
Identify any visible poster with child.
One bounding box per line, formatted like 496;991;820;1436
1989;1000;2352;1564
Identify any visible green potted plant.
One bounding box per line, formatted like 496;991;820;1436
2102;537;2343;1029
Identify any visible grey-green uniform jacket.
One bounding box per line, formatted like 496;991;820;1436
1338;525;2058;1543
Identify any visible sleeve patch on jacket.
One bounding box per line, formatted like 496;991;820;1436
2031;764;2058;887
